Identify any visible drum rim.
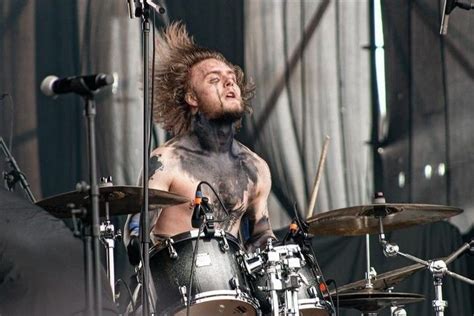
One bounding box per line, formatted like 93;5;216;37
163;290;260;315
150;229;241;254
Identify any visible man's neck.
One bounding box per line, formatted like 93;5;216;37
190;113;236;153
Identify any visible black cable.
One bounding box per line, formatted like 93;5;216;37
293;203;336;315
115;278;136;315
197;180;230;217
326;279;339;316
186;222;205;316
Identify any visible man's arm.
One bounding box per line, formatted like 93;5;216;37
125;149;173;265
245;160;276;252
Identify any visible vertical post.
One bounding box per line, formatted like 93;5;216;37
365;234;373;289
85;97;103;316
141;7;151;316
432;278;447;316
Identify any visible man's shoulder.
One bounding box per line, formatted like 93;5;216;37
150;136;184;157
236;141;270;170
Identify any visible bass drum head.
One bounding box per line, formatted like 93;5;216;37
299;300;330;316
173;293;258;315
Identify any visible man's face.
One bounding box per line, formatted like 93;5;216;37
187;58;243;121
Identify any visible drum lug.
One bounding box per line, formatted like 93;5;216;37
179;285;187;305
218;230;230;253
230;276;242;297
166;238;178;259
307;285;317;299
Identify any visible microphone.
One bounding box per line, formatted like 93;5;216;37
40;74;114;97
191;185;203;228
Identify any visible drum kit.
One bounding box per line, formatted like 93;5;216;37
30;183;473;316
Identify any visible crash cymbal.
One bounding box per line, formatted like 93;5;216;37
332;289;424;313
331;263;425;295
307;203;462;236
36;185;191;218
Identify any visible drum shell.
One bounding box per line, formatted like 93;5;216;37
247;246;330;316
149;231;258;315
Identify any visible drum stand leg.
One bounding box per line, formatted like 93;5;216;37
432;276;447;316
102;228;116;300
284;289;300;316
99;195;122;302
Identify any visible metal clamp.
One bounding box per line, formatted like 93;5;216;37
166;238;178;259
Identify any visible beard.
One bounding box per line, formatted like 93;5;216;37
199;98;245;123
215;106;245;123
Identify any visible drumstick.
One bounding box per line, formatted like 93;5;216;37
306;136;330;219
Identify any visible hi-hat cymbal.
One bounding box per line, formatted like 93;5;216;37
331;289;424;313
331;263;425;295
36;185;191;218
307;203;462;236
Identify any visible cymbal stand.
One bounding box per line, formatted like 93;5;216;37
99;178;122;301
377;215;474;316
363;194;388;292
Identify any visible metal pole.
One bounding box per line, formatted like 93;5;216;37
85;97;103;316
141;8;151;316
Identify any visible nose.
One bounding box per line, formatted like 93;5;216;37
224;77;235;87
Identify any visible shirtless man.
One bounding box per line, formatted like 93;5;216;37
126;22;275;264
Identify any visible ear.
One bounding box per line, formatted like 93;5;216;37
185;91;199;114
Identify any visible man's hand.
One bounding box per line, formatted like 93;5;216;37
127;235;141;266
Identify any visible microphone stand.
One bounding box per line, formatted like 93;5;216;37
0;136;36;203
72;80;103;316
127;2;165;314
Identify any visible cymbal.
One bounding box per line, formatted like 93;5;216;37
307;203;462;236
331;263;425;295
331;289;424;313
36;185;191;218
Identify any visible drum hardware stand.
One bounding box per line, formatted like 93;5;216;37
98;176;122;302
261;240;306;316
362;193;388;292
0;136;36;203
376;210;474;316
391;305;407;316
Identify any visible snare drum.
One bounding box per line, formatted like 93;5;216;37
149;229;259;315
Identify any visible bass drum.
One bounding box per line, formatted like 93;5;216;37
149;229;260;316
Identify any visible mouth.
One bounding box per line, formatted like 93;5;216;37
225;91;237;99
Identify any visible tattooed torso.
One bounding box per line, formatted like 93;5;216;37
148;115;274;248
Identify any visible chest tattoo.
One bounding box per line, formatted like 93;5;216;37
148;155;164;180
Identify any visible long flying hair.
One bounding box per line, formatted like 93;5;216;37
153;22;255;136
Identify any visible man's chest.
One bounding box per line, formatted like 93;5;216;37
175;152;259;211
